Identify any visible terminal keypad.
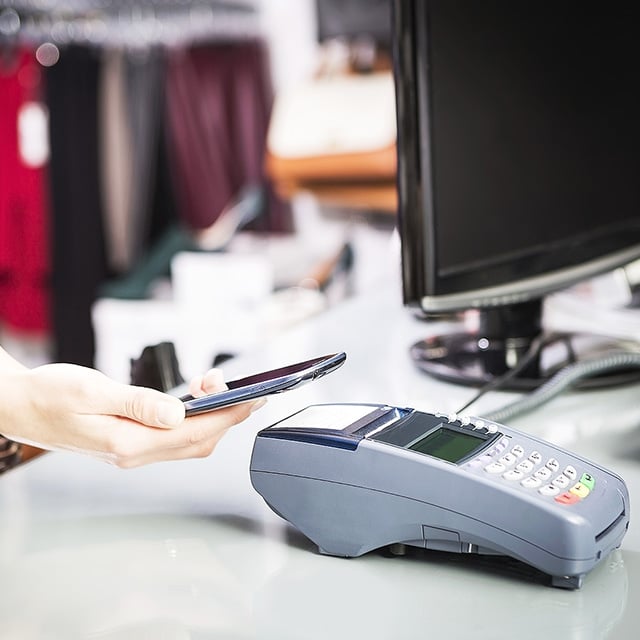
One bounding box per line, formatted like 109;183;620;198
466;428;596;506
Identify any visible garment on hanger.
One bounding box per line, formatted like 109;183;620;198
164;39;292;234
123;46;165;264
45;44;108;367
99;45;166;273
99;48;133;273
0;46;51;334
10;4;291;362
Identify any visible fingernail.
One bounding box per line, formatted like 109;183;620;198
204;368;225;390
157;401;185;427
249;398;268;413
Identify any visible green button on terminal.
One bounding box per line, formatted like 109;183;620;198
580;473;595;491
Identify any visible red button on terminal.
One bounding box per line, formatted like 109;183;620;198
555;492;581;505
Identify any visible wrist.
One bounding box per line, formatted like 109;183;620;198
0;347;28;373
0;368;31;443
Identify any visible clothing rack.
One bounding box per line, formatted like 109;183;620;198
1;1;260;49
1;0;290;369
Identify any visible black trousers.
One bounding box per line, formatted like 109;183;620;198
46;45;107;367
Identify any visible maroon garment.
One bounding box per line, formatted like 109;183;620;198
164;40;292;233
0;47;51;333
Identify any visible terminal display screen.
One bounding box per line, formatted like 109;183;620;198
408;428;484;463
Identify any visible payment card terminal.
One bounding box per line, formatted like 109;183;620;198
249;404;630;589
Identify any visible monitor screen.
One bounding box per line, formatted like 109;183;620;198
316;0;391;48
391;0;640;388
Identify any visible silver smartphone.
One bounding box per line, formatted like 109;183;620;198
182;352;347;417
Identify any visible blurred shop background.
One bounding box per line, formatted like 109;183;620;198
0;0;397;399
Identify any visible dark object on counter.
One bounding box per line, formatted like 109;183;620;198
130;341;185;392
0;437;21;475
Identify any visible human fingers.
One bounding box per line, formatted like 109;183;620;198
26;363;186;430
117;431;227;468
188;368;227;398
156;397;266;451
95;378;186;429
106;397;267;468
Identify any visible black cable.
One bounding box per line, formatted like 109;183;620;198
455;332;554;414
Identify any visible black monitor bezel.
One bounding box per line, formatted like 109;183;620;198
392;0;640;314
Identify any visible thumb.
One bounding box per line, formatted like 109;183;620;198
116;385;186;429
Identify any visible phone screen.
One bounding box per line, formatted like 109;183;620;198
226;355;340;389
183;352;346;416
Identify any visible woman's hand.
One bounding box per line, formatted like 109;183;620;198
0;362;265;468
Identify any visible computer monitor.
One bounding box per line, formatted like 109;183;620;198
391;0;640;390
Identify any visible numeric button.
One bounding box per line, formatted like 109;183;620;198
552;475;570;489
539;484;560;497
498;453;517;467
516;460;534;473
546;458;560;473
503;469;525;482
534;467;552;481
511;445;525;458
529;451;542;465
521;476;542;489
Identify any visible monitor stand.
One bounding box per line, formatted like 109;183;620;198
410;299;640;391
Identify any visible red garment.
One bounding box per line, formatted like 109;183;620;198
0;48;51;333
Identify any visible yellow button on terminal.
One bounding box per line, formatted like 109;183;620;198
569;482;590;499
